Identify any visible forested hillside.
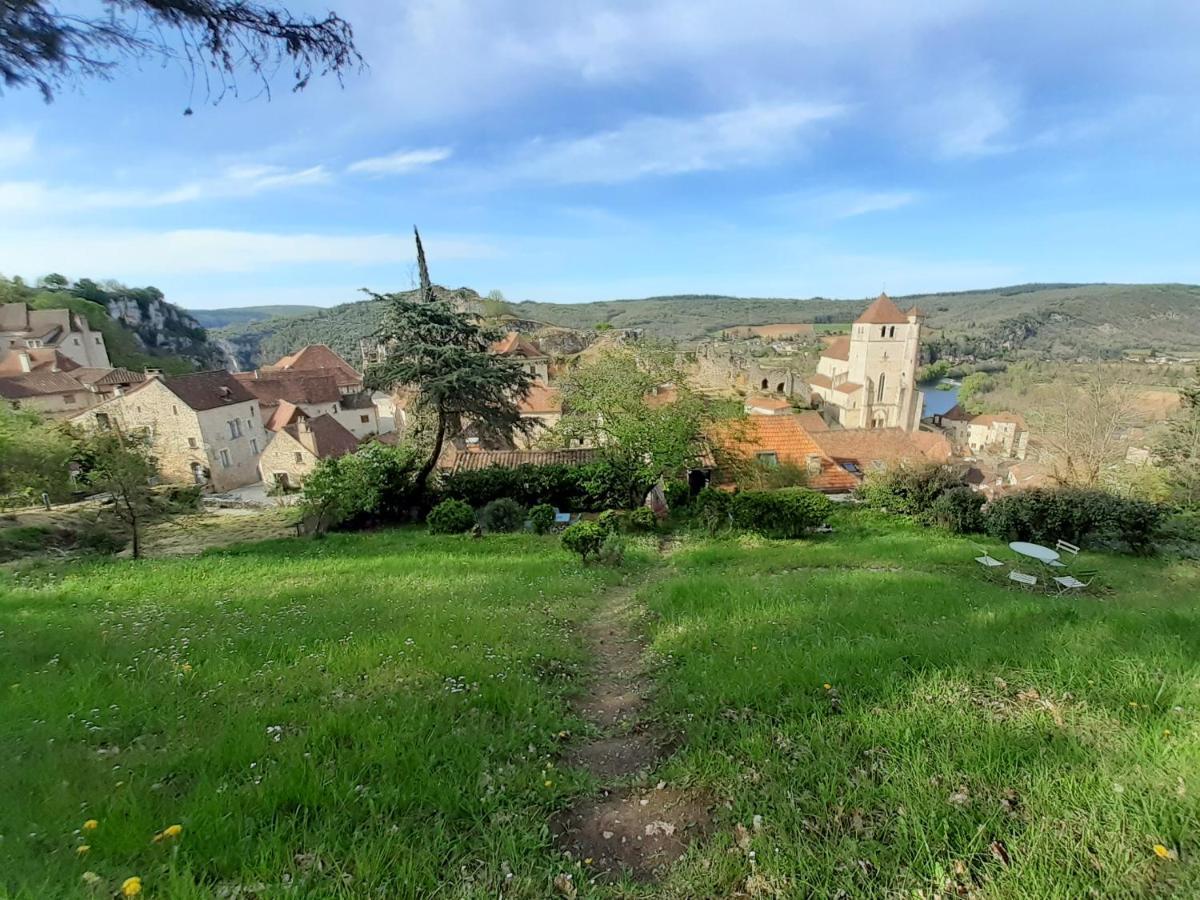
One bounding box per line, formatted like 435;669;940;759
189;305;321;329
214;282;1200;369
0;274;222;373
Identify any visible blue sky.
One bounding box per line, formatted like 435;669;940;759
1;0;1199;310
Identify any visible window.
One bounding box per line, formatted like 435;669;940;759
880;326;886;337
73;338;80;345
172;405;178;415
333;402;339;412
250;438;259;454
95;412;110;430
877;374;886;402
889;326;896;337
360;414;370;423
756;452;779;467
62;393;75;404
228;419;242;439
293;451;303;464
95;336;102;344
246;419;254;432
219;448;231;468
188;437;198;449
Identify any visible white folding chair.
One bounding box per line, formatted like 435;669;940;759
1055;539;1080;558
975;555;1004;569
1053;574;1093;594
1008;570;1038;588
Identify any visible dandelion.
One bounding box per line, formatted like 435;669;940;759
1163;729;1172;737
121;876;143;896
1153;844;1178;860
180;663;192;674
823;683;832;690
76;845;90;856
152;824;183;843
544;780;554;787
82;819;99;832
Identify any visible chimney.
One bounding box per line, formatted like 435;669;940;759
17;351;31;373
297;416;311;434
145;368;163;380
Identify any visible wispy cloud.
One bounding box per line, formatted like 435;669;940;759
346;147;453;175
924;76;1019;158
0;227;500;277
0;129;35;168
774;188;921;220
0;164;330;215
504;102;846;184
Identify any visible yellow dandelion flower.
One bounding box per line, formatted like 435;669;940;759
1164;729;1172;736
121;876;142;896
584;857;594;865
544;780;554;787
82;819;99;832
153;824;183;843
180;663;192;674
823;683;832;690
76;844;90;856
1153;844;1178;860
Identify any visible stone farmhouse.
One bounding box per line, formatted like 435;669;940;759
0;303;111;369
264;344;364;394
932;405;1029;460
0;368;93;419
492;332;552;382
515;382;563;447
257;413;360;490
808;293;924;431
234;368;382;439
71;371;264;491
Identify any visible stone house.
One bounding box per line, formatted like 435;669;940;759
807;294;924;431
744;395;794;416
234;370;381;440
492;332;551;382
71;371;264;491
0;369;94;419
515;382;563;448
265;344;364;394
934;405;1029;459
0;303;110;369
72;367;147;401
257;413;360;490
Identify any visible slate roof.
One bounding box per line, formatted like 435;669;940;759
284;413;359;460
0;370;86;398
855;293;910;325
128;370;255;410
447;448;599;472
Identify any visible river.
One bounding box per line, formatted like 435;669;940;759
921;379;960;418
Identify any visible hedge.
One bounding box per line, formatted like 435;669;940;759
436;462;636;512
728;488;834;539
984;488;1164;553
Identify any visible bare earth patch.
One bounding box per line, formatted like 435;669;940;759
555;578;711;880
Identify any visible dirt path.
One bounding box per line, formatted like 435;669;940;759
552;573;711;883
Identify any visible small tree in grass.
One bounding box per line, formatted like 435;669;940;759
82;430;158;559
561;521;604;561
365;229;533;500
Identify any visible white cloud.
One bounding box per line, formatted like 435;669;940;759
922;76;1019;158
0;130;35;168
506;102;846;184
0;228;499;277
775;188;921;220
0;164;330;215
347;147;453;175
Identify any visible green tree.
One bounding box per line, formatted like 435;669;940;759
82;430;158;559
0;406;74;501
364;229;533;497
1;1;361;104
551;346;711;506
957;372;994;414
1156;365;1200;506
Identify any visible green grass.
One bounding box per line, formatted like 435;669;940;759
2;517;1198;898
640;513;1200;898
0;530;640;899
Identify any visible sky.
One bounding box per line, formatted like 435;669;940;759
1;0;1199;310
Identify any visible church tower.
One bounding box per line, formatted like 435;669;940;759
847;293;924;430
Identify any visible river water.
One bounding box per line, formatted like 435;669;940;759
921;379;960;418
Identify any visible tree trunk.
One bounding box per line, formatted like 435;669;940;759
415;412;448;497
130;516;141;559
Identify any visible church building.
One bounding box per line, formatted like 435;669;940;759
807;293;924;431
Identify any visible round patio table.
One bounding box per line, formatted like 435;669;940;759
1008;541;1060;563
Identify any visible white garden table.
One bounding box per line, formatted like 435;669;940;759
1008;541;1060;564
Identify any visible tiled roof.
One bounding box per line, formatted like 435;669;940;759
746;395;793;410
972;411;1027;428
519;382;562;414
0;370;86;398
710;415;859;493
265;400;306;432
833;381;862;394
0;349;79;374
131;370;255;411
284;413;360;460
795;410;829;432
810;427;951;471
808;373;833;389
268;344;362;387
234;371;342;405
491;332;548;359
855;293;911;325
73;367;145;387
939;403;972;422
820;336;850;361
447;448;599;472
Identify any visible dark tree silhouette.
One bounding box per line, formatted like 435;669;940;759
1;0;362;104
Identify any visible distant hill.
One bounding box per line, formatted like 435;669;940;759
188;305;322;329
212;282;1200;369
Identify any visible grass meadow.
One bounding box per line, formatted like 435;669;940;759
1;514;1197;897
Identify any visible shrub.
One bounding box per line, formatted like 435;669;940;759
856;464;965;521
437;461;635;513
597;532;625;566
929;487;985;533
479;498;526;533
529;503;556;535
729;488;833;539
628;506;658;532
597;509;624;534
984;488;1165;553
693;487;732;534
562;521;605;561
663;480;691;511
427;498;476;535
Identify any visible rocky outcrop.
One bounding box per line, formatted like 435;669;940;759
104;293;224;368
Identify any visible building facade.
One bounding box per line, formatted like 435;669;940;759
0;303;111;369
257;414;359;489
807;294;923;431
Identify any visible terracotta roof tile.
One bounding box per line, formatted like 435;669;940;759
268;344;362;387
855;293;910;325
820;336;850;361
746;395;793;411
491;332;548;359
808;373;833;389
0;370;86;398
810;427;951;471
73;367;145;387
971;411;1027;428
833;381;862;394
234;371;342;405
0;349;79;374
519;381;562;414
710;415;859;493
284;414;359;459
447;448;598;472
